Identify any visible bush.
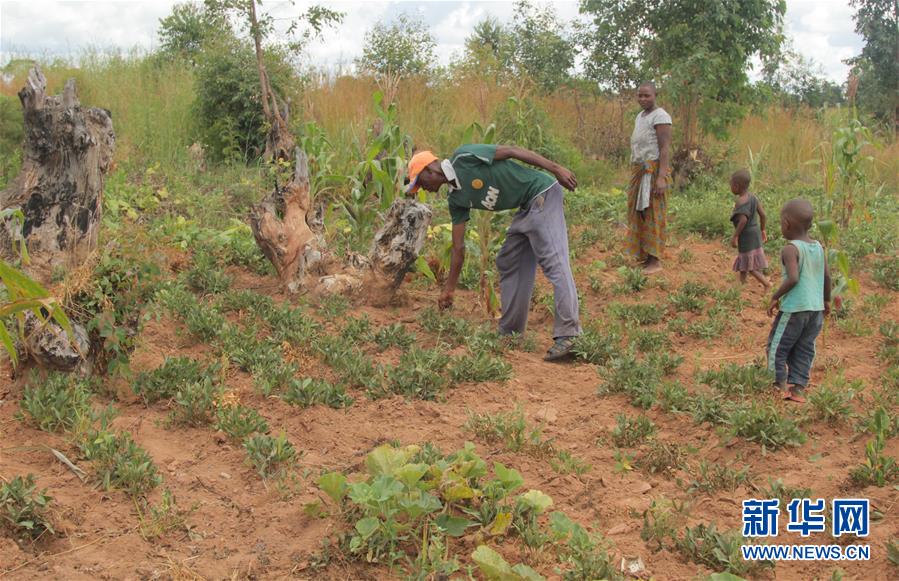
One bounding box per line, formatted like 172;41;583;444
0;475;54;539
872;255;899;291
18;372;93;433
386;348;450;400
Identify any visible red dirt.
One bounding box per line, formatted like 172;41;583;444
1;236;897;581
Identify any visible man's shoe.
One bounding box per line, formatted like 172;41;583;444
543;336;576;362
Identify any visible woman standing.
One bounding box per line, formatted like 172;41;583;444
627;82;672;274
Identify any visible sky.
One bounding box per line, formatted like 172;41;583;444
0;0;863;82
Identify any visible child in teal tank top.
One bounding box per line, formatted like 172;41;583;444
766;199;832;403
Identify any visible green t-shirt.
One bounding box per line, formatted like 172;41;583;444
447;144;557;224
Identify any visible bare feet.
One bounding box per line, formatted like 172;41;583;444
642;256;662;275
783;385;806;403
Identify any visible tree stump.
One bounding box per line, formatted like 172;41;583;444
369;198;432;290
249;148;321;294
0;66;115;284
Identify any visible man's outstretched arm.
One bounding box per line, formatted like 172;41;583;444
494;146;577;191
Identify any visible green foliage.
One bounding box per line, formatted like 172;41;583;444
611;414;657;447
371;323;416;351
674;523;772;576
244;432;297;479
18;372;93;433
697;363;773;397
465;407;555;457
283;377;354;409
725;402;806;450
641;497;688;551
449;351;512;383
808;374;858;424
757;478;812;513
184;250;232;294
138;488;194;541
356;14;436;77
79;425;162;497
574;324;622;365
669;281;710;313
608;302;665;325
550;512;623;581
0;93;24;190
385;347;450;400
169;378;220;427
658;381;690;413
418;308;473;345
471;545;544;581
687;461;752;494
215;404;269;442
549;450;592;477
597;352;663;409
133;357;215;404
851;407;899;487
629;328;671;354
872;255;899;291
0;475;54;539
849;0;899;122
614;266;647;293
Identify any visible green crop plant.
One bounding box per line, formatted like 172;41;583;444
0;474;54;539
641;497;688;552
137;488;195;541
386;347;450;400
318;294;350;319
629;328;671;354
282;378;354;409
687;461;752;494
756;478;812;514
724;401;806;450
550;512;623;581
807;373;858;424
669;281;709;313
244;432;297;479
674;522;772;576
573;324;623;365
182;306;228;342
879;321;899;366
418;308;473;345
850;408;899;487
689;393;728;425
872;256;899;291
449;351;512;383
658;381;690;413
133;357;217;404
78;422;162;497
611;414;657;447
614;266;648;293
372;323;415;351
265;304;320;344
341;315;373;343
217;289;275;316
608;302;666;326
697;363;773;397
168;378;220;427
465;407;555;458
597;352;660;409
647;351;683;375
549;450;592;477
215;404;269;442
184;250;232;294
18;371;93;433
637;441;688;476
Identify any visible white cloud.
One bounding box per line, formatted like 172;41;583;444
0;0;862;82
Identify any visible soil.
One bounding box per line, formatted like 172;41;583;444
1;235;897;581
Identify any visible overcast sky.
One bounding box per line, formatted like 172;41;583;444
0;0;862;82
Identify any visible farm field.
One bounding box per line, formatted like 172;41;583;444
1;2;898;580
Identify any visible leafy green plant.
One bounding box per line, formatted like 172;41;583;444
341;315;373;342
168;378;220;427
449;351;512;383
573;324;622;365
597;352;661;409
614;266;647;293
466;407;555;458
244;432;297;479
183;306;227;342
184;250;232;294
372;323;415;351
611;414;657;447
807;374;858;424
282;377;353;409
138;488;194;541
79;424;162;497
608;302;665;325
0;474;54;539
641;497;688;552
471;545;544;581
697;363;773;397
318;294;350;319
550;512;623;581
725;401;806;450
133;357;216;404
879;320;899;365
658;381;690;413
215;404;269;442
689;393;728;425
550;450;592;477
669;281;709;313
386;347;450;400
18;371;93;432
756;478;811;513
687;461;752;494
637;441;687;476
418;308;473;345
629;328;671;354
850;407;899;487
674;523;772;576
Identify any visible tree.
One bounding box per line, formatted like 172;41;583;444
848;0;898;126
356;14;437;77
760;41;845;108
579;0;786;146
157;2;225;64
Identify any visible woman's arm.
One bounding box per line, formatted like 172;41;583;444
654;123;672;195
494;146;577;190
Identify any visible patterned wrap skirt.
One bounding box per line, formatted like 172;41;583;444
626;160;669;261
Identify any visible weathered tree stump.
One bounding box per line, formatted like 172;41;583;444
0;66;115;284
369;198;432;290
249;148;321;294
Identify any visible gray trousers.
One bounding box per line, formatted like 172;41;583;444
495;183;581;338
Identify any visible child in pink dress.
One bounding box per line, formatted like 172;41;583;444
730;169;770;289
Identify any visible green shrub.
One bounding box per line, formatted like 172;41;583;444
282;378;353;409
658;381;690;412
79;426;162;497
215;404;269;442
697;363;773;397
598;352;661;409
574;325;623;365
372;323;416;351
449;351;512;383
18;372;93;433
725;402;806;450
0;475;54;539
169;378;220;427
133;357;215;404
611;414;657;447
872;255;899;291
184;250;232;294
244;432;296;478
386;348;450;400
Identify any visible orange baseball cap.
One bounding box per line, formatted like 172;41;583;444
405;150;439;194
